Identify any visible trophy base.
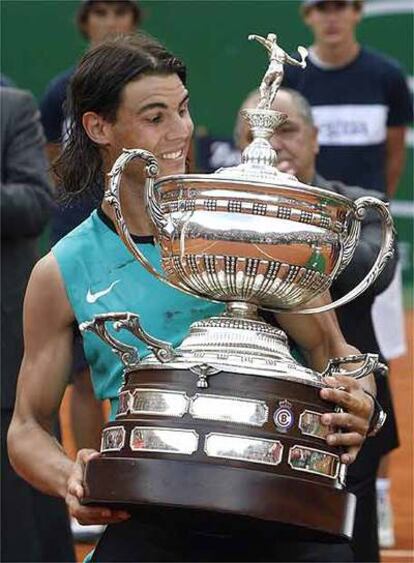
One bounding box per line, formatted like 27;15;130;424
83;365;356;542
84;456;355;541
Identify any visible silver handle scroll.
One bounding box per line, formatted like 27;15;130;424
321;353;385;380
287;196;395;315
105;149;162;281
106;148;202;300
80;312;177;369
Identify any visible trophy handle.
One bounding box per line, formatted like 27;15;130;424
321;353;386;380
105;148;164;281
106;148;202;299
80;312;177;367
283;196;395;315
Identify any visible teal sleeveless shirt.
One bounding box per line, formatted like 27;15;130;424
52;210;224;419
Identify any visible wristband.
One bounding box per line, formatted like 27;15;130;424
364;391;387;437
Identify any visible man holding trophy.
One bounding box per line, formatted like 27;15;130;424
8;32;392;562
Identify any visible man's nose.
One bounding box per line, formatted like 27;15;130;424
105;14;120;31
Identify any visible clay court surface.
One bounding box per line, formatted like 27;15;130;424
60;311;413;563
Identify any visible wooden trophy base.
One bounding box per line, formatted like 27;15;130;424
83;368;356;541
84;456;355;541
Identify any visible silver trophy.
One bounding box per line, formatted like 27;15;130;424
80;33;394;540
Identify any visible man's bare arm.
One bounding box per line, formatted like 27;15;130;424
385;126;407;198
7;254;129;524
8;254;75;497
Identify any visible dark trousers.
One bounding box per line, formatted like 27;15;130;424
91;516;353;562
1;409;75;562
350;474;380;562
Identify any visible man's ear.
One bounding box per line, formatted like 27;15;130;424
82;112;112;146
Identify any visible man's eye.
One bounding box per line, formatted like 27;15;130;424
147;114;163;124
179;105;189;117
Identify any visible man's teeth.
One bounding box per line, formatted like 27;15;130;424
161;150;183;160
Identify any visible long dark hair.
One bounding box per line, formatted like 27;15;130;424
54;33;186;201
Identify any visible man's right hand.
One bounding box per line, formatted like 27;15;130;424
66;449;131;525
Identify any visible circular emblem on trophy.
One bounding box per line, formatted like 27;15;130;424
273;400;294;432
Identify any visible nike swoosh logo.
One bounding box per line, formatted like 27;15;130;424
86;280;120;304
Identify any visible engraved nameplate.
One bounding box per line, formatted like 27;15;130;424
190;394;268;427
299;410;330;440
205;432;283;466
131;389;189;417
101;426;126;452
288;445;339;479
130;427;198;455
117;391;132;416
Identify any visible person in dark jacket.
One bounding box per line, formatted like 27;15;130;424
1;86;75;562
236;87;398;563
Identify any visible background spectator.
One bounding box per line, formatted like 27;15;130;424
1;86;75;562
236;86;399;562
282;0;413;549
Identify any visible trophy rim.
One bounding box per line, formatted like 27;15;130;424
154;173;355;208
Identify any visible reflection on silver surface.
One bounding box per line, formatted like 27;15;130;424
299;410;330;440
117;391;131;416
190;394;268;427
205;432;283;466
288;445;339;479
131;389;189;417
130;427;198;454
140;315;323;384
101;426;126;452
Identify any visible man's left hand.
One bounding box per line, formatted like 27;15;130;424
320;375;375;464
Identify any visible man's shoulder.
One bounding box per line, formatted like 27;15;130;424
315;174;386;202
0;87;39;140
42;67;74;100
1;86;37;112
359;46;406;76
53;210;97;253
283;60;307;85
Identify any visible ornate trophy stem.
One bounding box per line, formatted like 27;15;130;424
225;301;259;319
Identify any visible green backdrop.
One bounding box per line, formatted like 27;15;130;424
1;0;413;289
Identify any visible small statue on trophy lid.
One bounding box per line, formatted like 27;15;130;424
248;33;308;110
235;33;308;177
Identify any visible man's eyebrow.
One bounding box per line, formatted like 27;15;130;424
179;94;190;107
137;93;189;115
137;102;167;115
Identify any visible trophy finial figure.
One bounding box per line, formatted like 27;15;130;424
248;33;308;110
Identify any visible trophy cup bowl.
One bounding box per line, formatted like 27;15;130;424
80;34;395;541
